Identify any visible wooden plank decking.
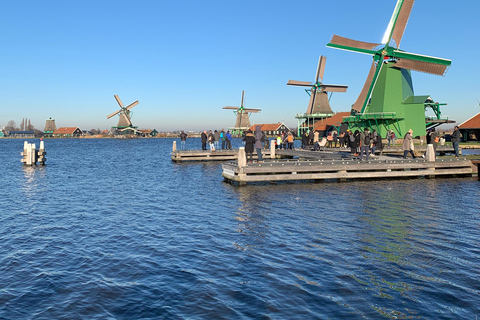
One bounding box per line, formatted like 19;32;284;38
171;149;272;162
222;157;474;185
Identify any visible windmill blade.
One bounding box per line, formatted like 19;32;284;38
315;56;326;83
114;94;124;107
327;35;381;53
287;80;313;86
320;84;348;93
352;61;378;113
382;0;415;47
223;106;239;110
244;108;261;113
394;59;449;76
126;100;139;111
107;109;121;119
392;51;451;76
241;90;245;108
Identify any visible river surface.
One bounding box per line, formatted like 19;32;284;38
1;138;479;319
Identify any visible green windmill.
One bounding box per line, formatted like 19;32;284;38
327;0;452;138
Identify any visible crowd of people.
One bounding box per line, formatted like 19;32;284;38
179;129;233;151
179;125;462;160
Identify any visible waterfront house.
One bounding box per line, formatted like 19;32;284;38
248;123;290;136
458;112;480;141
138;129;158;137
53;127;83;138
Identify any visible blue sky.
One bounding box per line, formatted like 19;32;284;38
1;0;479;131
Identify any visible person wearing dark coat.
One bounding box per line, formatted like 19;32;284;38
353;130;361;156
301;131;309;149
243;129;256;162
254;125;264;162
201;131;208;150
308;130;314;146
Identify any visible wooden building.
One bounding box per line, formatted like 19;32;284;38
138;129;158;137
248;123;290;136
312;112;350;136
458;112;480;141
8;131;35;138
53;127;83;138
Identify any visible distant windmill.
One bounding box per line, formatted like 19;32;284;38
223;90;261;133
287;55;348;114
106;95;139;131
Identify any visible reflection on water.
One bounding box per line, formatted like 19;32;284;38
0;139;479;319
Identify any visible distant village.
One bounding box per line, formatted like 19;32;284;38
0;117;295;139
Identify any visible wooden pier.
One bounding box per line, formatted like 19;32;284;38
222;146;475;185
171;141;274;162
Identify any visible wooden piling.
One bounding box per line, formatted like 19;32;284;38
172;141;177;152
270;140;275;159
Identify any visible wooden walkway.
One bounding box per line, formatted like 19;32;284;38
171;149;272;162
222;158;474;185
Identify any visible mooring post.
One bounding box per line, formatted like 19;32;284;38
38;140;46;165
172;141;177;152
238;147;246;168
426;144;435;162
270;139;275;159
425;143;435;178
237;147;247;185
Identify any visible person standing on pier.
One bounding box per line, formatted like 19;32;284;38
255;125;264;162
220;129;226;149
213;130;220;150
201;130;208;150
402;129;416;159
208;130;215;150
308;130;314;146
243;129;256;163
226;130;232;150
452;126;461;158
179;130;188;150
359;128;371;161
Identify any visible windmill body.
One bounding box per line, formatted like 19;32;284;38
223;90;261;135
107;95;139;134
288;55;348;136
327;0;452;138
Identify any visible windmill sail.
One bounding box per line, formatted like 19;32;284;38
327;0;450;114
287;55;347;115
107;94;139;128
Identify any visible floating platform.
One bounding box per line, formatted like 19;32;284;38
222;146;475;185
171;149;272;162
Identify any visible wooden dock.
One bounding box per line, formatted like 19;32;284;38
171;149;273;162
222;146;475;185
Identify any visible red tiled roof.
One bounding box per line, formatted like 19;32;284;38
53;127;81;134
459;112;480;129
248;123;286;131
313;112;350;131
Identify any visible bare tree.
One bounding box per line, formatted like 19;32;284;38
27;119;34;131
5;120;17;133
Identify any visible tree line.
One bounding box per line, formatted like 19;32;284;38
3;118;43;136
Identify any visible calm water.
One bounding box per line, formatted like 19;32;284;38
1;138;479;319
